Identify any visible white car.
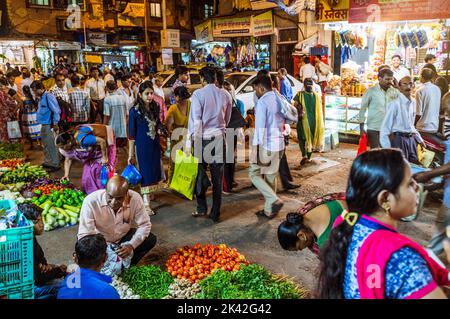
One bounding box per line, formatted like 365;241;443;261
224;71;306;114
156;70;203;103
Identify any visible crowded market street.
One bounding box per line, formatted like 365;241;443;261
1;0;450;304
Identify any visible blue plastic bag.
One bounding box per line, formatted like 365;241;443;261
100;165;109;187
121;164;142;186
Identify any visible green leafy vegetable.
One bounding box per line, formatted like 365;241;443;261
195;264;308;299
121;265;174;299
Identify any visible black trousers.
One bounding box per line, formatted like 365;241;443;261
278;152;293;188
223;136;237;192
119;229;157;265
194;136;225;219
91;99;104;123
367;129;380;149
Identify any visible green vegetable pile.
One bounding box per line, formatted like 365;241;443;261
121;265;174;299
0;163;48;184
0;143;24;160
195;264;308;299
31;188;86;231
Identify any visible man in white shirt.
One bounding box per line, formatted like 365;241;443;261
249;74;285;219
153;75;165;101
118;74;135;112
380;76;424;163
103;68;115;84
391;55;410;83
299;57;316;82
103;80;128;147
6;71;18;93
20;68;33;97
416;67;442;141
188;66;232;223
86;67;106;123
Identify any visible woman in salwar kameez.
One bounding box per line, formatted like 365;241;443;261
56;124;117;194
128;81;166;215
293;78;325;165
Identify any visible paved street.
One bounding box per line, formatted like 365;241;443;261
28;142;442;293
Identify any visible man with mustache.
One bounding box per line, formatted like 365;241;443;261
380;76;425;163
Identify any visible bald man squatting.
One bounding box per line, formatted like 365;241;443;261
77;176;157;265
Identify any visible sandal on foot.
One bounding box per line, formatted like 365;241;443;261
192;211;207;217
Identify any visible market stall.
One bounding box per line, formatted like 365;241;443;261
323;20;449;140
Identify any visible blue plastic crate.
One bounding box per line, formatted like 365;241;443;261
0;200;34;299
0;282;34;299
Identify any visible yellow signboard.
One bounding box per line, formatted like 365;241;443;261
315;0;349;23
252;11;274;37
213;17;252;38
84;54;102;64
194;20;213;42
122;3;145;18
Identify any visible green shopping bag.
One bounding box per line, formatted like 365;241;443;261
169;150;199;200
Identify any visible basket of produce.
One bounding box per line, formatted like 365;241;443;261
31;189;86;232
0;159;26;169
0;200;34;299
0;143;24;161
21;178;86;231
0;163;48;184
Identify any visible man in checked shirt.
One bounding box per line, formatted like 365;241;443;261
68;75;90;126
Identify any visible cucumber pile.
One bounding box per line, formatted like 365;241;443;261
31;188;86;231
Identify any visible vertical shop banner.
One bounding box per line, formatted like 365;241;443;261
195;20;213;43
252;11;274;37
348;0;450;23
213;17;252;38
315;0;349;23
161;29;180;48
162;48;174;65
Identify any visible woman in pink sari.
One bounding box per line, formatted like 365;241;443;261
317;149;450;299
56;124;116;194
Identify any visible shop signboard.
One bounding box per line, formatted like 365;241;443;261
252;11;274;37
118;2;144;27
84;54;103;64
162;48;174;65
348;0;450;24
49;42;82;51
195;20;214;43
213;17;252;38
87;32;107;46
161;29;180;48
316;0;349;23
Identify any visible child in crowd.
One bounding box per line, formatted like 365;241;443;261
18;203;67;299
57;234;120;299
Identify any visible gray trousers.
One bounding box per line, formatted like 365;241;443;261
249;148;283;213
40;124;60;167
427;205;450;255
367;129;380;149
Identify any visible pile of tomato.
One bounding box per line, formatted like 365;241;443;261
166;243;249;283
33;184;65;195
0;159;25;169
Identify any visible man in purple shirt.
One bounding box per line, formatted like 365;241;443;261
188;66;232;223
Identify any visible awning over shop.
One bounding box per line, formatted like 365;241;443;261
294;34;319;55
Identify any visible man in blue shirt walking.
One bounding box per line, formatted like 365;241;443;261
58;234;120;299
278;68;293;102
31;80;61;172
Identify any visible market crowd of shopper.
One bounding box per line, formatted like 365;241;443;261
1;57;450;299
